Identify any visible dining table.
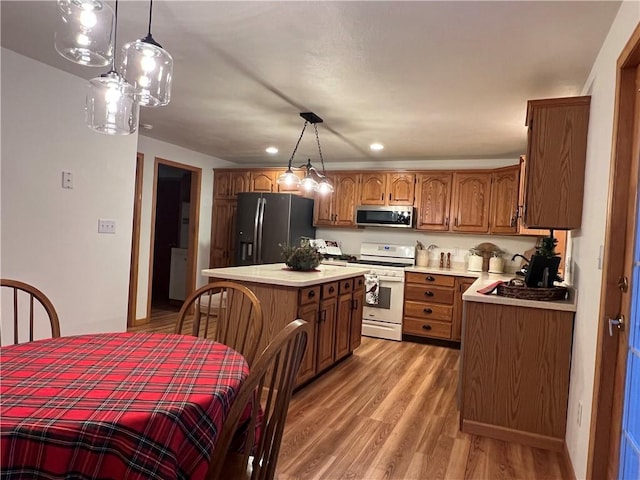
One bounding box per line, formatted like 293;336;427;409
0;332;250;480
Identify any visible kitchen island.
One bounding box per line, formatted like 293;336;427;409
459;275;577;451
202;263;370;387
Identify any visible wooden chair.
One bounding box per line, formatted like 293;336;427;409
174;281;264;366
1;279;60;344
206;319;310;480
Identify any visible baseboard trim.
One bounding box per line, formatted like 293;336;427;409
461;419;563;452
562;441;577;480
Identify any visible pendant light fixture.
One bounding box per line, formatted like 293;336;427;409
120;0;173;107
85;0;139;135
277;112;334;194
54;0;114;67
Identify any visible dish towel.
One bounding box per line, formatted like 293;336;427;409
365;274;379;305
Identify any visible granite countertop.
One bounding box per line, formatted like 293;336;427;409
462;273;577;312
202;263;371;287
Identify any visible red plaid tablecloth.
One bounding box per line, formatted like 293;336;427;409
0;332;249;480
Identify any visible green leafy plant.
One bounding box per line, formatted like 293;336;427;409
536;236;558;258
281;240;322;271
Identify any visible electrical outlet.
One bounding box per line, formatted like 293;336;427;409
453;247;459;256
577;401;583;426
62;171;73;189
98;219;116;234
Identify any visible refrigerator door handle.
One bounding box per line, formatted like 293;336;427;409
257;197;266;263
252;197;261;263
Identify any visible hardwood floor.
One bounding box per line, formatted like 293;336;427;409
131;315;569;479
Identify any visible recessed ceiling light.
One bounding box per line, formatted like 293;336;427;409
265;146;278;154
370;143;384;151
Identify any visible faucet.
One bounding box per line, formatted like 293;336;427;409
511;253;530;263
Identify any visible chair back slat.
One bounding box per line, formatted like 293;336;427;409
175;281;264;366
2;279;60;345
206;319;310;480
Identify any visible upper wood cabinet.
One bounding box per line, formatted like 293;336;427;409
313;173;359;227
415;173;452;231
359;172;415;206
213;170;250;199
250;170;279;193
489;165;520;234
523;96;590;229
450;172;492;233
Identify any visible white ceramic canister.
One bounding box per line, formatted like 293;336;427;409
489;253;504;273
467;249;483;272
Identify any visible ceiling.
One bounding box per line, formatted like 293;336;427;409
1;1;621;167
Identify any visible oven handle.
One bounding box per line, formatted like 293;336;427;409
376;276;404;283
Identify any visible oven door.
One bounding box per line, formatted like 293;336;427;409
362;275;404;324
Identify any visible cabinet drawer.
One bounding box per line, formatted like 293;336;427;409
322;282;339;299
339;278;353;294
404;301;453;322
354;276;365;291
299;286;321;305
406;272;455;287
404;285;454;304
403;318;452;340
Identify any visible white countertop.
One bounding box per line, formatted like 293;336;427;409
202;263;371;287
405;265;483;278
462;273;578;312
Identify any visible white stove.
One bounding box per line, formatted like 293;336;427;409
347;243;415;341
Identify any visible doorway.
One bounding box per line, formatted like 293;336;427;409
148;158;201;321
587;23;640;480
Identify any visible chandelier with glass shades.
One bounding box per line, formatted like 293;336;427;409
54;0;173;135
277;112;334;195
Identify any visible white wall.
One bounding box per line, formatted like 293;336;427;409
134;136;233;320
565;5;639;479
1;48;138;340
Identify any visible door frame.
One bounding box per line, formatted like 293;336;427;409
127;156;202;326
587;22;640;480
127;153;144;327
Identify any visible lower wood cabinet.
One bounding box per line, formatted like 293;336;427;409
403;272;475;342
460;301;574;451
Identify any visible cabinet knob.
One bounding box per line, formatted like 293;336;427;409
329;286;335;293
422;324;432;331
308;290;315;298
423;308;433;314
424;291;434;297
425;276;435;282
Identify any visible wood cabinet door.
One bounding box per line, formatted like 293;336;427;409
250;171;277;193
518;156;552;236
230;171;250;197
334;174;359;227
451;172;491;233
452;277;475;341
359;173;386;205
388;173;415;206
525;96;590;229
350;285;364;351
210;199;235;267
415;173;452;231
316;296;337;372
313;175;335;226
335;293;352;360
213;171;230;199
490;165;519;234
295;301;319;386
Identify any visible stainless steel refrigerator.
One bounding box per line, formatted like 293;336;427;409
235;192;316;265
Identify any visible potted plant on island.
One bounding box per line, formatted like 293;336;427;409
281;239;322;271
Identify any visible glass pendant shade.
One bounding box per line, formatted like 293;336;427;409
86;71;139;135
54;0;114;67
120;38;173;107
277;169;301;188
317;178;335;194
300;175;319;192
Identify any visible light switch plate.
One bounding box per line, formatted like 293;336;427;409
62;171;73;189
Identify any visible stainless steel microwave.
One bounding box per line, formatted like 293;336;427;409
355;205;414;228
